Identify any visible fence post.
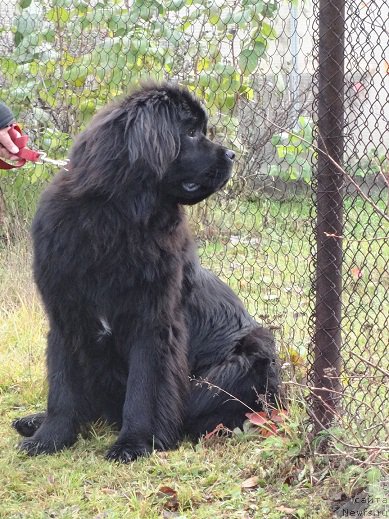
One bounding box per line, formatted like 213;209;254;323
313;0;345;430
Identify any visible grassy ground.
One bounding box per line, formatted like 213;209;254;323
0;195;387;518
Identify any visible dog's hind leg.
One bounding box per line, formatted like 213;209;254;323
184;327;280;439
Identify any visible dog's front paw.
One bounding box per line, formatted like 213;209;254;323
12;413;46;437
19;437;62;456
19;427;77;456
105;442;151;463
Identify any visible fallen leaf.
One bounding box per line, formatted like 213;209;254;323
269;409;288;423
260;422;278;437
245;409;288;437
100;487;116;494
159;486;177;497
203;423;231;441
204;423;224;440
353;82;364;93
245;411;268;426
241;476;259;489
158;486;179;512
351;266;363;281
276;505;296;514
288;349;305;367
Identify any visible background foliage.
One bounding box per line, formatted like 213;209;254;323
2;0;279;153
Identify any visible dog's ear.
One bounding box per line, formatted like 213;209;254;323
67;92;180;205
124;97;180;178
68;105;133;197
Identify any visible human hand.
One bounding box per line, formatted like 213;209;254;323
0;126;20;160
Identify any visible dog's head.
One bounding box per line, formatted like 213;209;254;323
68;83;234;207
153;86;235;205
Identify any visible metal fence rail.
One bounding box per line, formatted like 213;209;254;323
0;0;387;454
312;0;344;431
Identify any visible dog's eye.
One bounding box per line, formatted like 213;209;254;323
187;128;196;137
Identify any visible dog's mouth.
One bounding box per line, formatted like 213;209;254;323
182;172;231;194
182;182;201;192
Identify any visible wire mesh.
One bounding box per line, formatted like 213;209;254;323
0;0;387;452
309;0;388;452
339;0;389;447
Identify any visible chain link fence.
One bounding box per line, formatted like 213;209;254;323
327;0;388;451
0;0;387;456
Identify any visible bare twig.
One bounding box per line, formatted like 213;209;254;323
329;443;387;467
302;396;389;453
259;114;389;223
285;380;387;420
374;156;389;188
349;352;389;379
190;375;389;467
323;231;388;243
189;376;266;416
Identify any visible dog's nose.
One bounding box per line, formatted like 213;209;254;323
225;149;235;161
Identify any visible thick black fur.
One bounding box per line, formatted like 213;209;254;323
13;83;280;462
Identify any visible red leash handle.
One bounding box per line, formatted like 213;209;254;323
0;124;41;170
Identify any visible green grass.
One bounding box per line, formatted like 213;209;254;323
0;196;388;518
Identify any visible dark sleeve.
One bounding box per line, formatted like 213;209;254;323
0;102;15;129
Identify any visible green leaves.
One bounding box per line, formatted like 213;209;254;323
269;117;315;183
46;7;71;23
238;41;266;74
169;0;187;11
62;64;88;86
3;0;282;156
15;13;35;39
18;0;33;9
50;0;74;6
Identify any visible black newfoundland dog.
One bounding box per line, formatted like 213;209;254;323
13;83;280;462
